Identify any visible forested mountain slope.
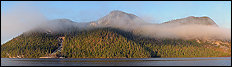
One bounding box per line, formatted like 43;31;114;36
1;10;230;58
2;27;230;58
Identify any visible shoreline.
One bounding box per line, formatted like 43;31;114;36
2;56;231;59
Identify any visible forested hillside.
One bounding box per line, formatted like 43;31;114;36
60;27;231;58
3;27;230;58
2;10;231;58
1;32;60;58
1;27;231;58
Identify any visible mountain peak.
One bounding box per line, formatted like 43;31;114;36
107;10;138;19
109;10;127;14
92;10;145;27
163;16;218;26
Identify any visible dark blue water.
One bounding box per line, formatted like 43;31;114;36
1;57;231;66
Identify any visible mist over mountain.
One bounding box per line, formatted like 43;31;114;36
2;10;231;58
28;19;89;34
27;10;230;41
162;16;218;26
89;10;148;30
136;16;229;40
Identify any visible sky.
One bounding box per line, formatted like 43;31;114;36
1;1;231;44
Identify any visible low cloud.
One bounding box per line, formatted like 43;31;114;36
136;24;231;40
1;3;47;44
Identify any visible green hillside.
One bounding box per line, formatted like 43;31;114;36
1;32;60;58
1;27;231;58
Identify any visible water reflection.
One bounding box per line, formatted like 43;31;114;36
1;57;231;66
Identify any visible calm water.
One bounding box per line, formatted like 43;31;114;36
1;57;231;66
